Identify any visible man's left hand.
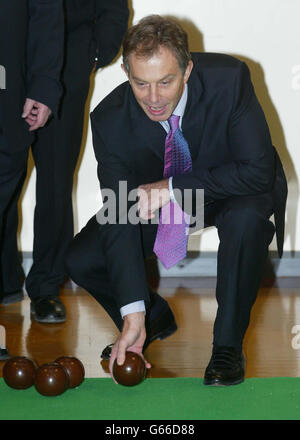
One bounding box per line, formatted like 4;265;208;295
22;98;51;131
137;179;170;220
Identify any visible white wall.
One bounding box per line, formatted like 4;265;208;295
20;0;300;253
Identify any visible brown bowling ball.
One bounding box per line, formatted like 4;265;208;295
55;356;85;388
3;356;37;390
34;362;69;396
113;351;146;386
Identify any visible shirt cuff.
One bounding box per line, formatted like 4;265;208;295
120;301;146;319
168;176;176;203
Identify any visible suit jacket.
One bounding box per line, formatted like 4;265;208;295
90;52;288;308
63;0;129;70
0;0;64;151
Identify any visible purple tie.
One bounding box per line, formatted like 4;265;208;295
153;114;192;269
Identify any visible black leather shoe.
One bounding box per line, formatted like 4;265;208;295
30;296;66;323
101;292;177;360
0;290;24;305
0;348;11;361
203;346;245;386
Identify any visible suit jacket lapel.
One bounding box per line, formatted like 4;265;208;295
129;88;166;162
182;64;205;162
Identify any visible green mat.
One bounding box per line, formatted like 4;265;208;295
1;377;300;420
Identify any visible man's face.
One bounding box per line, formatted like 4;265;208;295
123;46;193;122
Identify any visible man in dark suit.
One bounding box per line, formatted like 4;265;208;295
0;1;129;324
65;15;287;385
0;0;64;358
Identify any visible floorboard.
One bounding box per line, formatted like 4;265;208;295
1;281;300;379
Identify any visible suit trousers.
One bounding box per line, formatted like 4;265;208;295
65;191;275;349
0;40;93;299
0;126;28;296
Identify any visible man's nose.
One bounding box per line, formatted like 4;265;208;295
148;85;160;104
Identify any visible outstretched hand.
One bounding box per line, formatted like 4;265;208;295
109;312;151;384
22;98;51;131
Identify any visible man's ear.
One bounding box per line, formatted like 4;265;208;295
183;60;193;84
121;64;129;79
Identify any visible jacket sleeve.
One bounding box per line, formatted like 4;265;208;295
90;111;150;309
172;62;275;204
26;0;64;116
94;0;129;69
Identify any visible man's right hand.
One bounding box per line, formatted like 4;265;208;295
22;98;51;131
109;311;151;384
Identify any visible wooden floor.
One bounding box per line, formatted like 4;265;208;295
1;280;300;379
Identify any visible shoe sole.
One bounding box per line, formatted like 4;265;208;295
203;377;244;386
0;293;24;305
147;321;178;345
30;310;66;324
0;354;11;361
101;321;178;360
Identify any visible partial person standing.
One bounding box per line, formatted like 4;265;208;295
0;0;64;358
0;1;129;325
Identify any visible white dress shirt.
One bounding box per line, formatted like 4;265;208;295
120;85;188;318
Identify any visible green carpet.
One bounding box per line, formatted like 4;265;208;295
1;377;300;420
